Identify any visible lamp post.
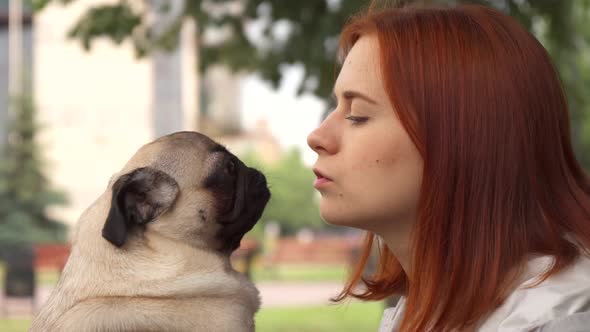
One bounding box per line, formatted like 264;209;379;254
6;0;23;145
8;0;23;100
149;0;185;138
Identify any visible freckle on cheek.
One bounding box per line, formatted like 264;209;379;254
376;159;380;163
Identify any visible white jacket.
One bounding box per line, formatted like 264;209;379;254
378;253;590;332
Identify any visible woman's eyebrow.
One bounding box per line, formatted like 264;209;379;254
332;89;379;105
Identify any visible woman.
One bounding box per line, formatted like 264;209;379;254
307;3;590;332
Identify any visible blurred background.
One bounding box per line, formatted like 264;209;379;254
0;0;589;331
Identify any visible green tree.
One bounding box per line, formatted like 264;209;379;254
0;96;68;247
33;0;590;169
240;148;322;237
31;0;366;100
474;0;590;168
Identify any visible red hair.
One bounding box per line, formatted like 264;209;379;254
332;4;590;331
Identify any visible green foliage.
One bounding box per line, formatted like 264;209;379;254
0;96;68;246
34;0;366;99
35;0;590;169
68;3;143;51
239;148;322;237
474;0;590;168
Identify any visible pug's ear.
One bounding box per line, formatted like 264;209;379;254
102;167;179;247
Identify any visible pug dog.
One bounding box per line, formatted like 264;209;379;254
30;131;271;332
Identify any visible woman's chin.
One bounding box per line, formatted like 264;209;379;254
319;209;362;228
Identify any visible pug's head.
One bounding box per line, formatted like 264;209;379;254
101;131;271;253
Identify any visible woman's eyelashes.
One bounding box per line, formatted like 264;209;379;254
332;99;370;125
345;102;369;125
345;115;369;125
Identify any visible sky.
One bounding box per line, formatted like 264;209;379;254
240;65;326;167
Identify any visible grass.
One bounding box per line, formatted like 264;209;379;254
0;319;30;332
35;270;60;286
256;302;383;332
0;264;360;332
1;263;348;287
12;265;348;286
251;264;348;283
0;302;383;332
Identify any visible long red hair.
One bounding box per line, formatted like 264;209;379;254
332;4;590;331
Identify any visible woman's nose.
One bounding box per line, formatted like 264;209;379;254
307;117;337;155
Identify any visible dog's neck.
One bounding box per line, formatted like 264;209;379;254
67;191;259;303
63;211;260;306
141;230;233;273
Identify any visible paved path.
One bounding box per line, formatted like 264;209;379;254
0;281;345;318
257;281;343;308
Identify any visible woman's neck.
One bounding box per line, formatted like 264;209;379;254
376;218;414;280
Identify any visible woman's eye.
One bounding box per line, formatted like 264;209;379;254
345;115;369;125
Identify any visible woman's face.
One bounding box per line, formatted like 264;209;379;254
307;35;423;233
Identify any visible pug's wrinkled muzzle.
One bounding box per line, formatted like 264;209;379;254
215;160;271;252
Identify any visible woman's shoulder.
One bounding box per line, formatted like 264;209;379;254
477;253;590;331
378;297;406;332
378;253;590;332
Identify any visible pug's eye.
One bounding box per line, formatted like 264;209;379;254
225;159;236;176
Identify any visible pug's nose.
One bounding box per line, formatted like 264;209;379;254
248;169;269;196
253;171;267;187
